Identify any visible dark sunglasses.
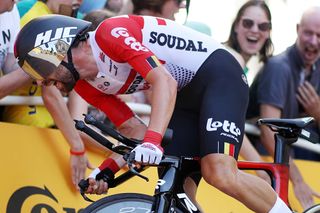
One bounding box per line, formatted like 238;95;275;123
241;18;271;32
174;0;183;6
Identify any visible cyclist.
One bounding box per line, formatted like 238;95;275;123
14;14;291;212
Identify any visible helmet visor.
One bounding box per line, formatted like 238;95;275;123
20;38;72;80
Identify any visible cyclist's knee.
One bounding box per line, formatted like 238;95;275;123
201;154;238;192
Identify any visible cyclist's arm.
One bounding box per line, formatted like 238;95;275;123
96;18;177;136
84;112;148;195
67;89;89;120
118;115;147;139
144;65;177;136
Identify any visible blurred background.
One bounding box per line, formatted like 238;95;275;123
177;0;320;84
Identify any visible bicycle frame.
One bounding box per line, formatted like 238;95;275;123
76;114;316;212
238;132;302;207
153;156;200;213
237;161;289;205
75;116;201;212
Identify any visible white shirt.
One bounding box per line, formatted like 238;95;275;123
0;5;20;73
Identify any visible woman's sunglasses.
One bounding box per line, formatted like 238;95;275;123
174;0;184;7
241;18;271;32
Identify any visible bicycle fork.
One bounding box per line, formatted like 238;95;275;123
152;159;201;213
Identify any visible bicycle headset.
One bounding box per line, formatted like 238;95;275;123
14;15;92;82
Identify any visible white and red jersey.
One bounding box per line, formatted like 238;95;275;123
75;15;225;126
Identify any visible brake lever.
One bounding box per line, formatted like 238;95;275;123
112;145;133;155
78;179;95;202
126;152;149;182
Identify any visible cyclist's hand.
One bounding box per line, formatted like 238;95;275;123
70;154;94;190
132;142;163;165
293;180;320;210
85;178;109;195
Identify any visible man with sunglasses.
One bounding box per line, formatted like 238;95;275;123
15;14;292;212
247;6;320;210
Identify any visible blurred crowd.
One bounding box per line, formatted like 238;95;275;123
1;0;320;211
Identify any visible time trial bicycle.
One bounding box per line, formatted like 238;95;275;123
75;114;320;213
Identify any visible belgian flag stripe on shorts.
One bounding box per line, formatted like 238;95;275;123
224;142;235;157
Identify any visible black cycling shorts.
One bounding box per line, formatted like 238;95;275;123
165;48;249;161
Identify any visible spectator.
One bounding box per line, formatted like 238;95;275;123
0;0;95;190
247;6;320;210
16;0;36;18
224;0;273;183
224;0;273;74
117;0;133;15
0;3;20;75
105;0;124;14
0;2;30;118
78;0;107;15
132;0;182;21
83;9;116;30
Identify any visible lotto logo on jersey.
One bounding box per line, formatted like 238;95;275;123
206;118;241;142
111;27;149;52
34;27;77;47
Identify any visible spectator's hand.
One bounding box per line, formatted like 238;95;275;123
85;178;109;195
70;154;94;190
132;142;163;165
293;180;320;210
296;81;320;120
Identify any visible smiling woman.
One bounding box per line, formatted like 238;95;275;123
224;0;273;71
182;0;320;55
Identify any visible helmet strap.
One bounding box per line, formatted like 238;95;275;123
60;48;80;82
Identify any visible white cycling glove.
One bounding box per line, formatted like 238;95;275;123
132;130;164;165
133;142;163;165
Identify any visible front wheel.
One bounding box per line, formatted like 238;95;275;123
303;204;320;213
81;193;154;213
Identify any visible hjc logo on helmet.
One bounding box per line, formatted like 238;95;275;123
34;27;78;47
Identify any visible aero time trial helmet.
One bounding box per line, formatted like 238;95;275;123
15;14;92;81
